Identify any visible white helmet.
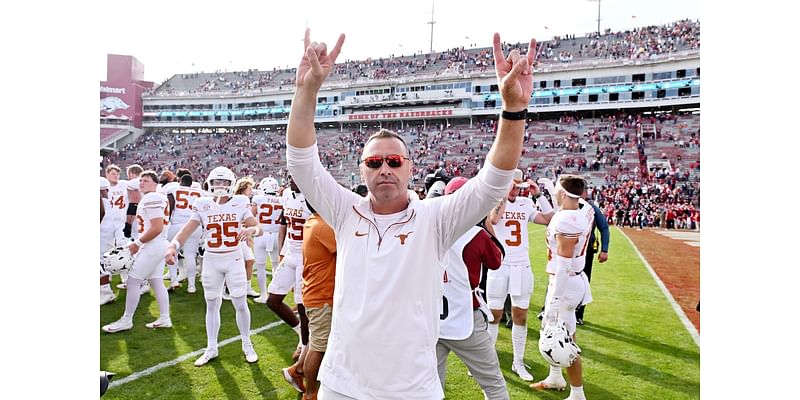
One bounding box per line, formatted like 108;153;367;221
258;177;280;195
99;177;110;191
205;166;236;197
538;319;581;368
102;246;134;275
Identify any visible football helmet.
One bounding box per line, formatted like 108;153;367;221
100;371;115;397
258;177;280;195
100;177;110;191
538;319;581;368
102;247;134;275
205;166;236;197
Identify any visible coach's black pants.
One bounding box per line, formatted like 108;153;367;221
575;249;595;320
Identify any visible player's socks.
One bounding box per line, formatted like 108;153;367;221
205;297;222;349
149;278;171;320
232;295;252;338
512;324;527;365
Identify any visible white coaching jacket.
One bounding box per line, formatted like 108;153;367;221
287;143;513;400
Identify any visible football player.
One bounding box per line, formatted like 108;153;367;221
102;170;172;333
104;165;127;245
487;169;554;381
266;175;309;357
100;177;116;305
159;170;179;195
234;176;260;298
165;166;262;366
531;174;594;400
251;177;284;304
165;173;204;293
120;164;150;296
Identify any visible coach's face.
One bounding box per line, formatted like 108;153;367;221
360;137;412;205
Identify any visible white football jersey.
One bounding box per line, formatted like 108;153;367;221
159;181;179;196
281;191;310;257
545;199;594;274
107;180;128;223
493;197;540;264
190;195;254;252
126;177;140;192
167;185;205;226
252;193;284;233
136;192;170;242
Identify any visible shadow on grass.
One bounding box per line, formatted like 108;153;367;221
248;362;280;399
581;346;699;397
580;322;699;360
212;362;246;399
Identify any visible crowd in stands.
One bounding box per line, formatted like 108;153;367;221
102;111;699;232
150;19;699;97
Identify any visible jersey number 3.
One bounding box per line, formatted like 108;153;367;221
504;220;522;247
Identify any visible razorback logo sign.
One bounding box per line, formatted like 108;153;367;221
347;109;453;121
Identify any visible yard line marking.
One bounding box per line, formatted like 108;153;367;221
618;227;700;348
108;320;285;389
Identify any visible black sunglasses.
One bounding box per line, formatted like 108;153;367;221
360;154;410;169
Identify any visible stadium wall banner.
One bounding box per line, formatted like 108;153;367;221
100;55;153;129
346;108;456;121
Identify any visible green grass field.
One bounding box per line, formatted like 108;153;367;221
100;225;700;399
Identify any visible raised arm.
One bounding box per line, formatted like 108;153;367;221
485;34;536;171
285;29;359;230
286;28;345;149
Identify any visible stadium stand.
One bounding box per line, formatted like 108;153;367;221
150;19;699;97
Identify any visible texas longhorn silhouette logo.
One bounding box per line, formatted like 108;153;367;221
395;231;413;245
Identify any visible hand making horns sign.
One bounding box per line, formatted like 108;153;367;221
493;33;536;112
296;28;346;91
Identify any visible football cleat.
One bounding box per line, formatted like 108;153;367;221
102;318;133;333
194;349;219;367
100;285;116;305
530;377;568;391
511;362;534;381
243;343;258;363
145;317;173;329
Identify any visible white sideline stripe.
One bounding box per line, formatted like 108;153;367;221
108;320;285;388
618;228;700;348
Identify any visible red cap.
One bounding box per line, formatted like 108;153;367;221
445;177;469;195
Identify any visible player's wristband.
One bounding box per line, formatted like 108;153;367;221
536;195;554;214
170;239;181;251
501;109;528;120
133;239;143;247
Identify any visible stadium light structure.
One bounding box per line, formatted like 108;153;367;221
427;0;436;53
588;0;601;36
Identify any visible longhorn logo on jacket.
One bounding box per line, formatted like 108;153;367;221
395;231;413;245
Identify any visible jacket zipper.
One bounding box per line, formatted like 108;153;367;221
352;207;416;251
